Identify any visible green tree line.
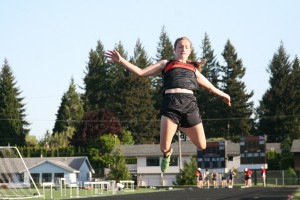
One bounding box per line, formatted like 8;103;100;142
1;26;299;147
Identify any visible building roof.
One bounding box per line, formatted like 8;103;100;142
266;143;281;153
23;157;89;170
119;140;197;157
291;140;300;153
119;140;241;157
226;140;240;156
0;156;94;174
118;140;282;157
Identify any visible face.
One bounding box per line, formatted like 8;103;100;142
174;38;192;61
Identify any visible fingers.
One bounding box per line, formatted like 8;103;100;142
104;50;119;62
223;98;231;106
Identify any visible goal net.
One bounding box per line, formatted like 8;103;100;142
0;146;42;199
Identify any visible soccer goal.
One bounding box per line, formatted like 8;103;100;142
0;146;42;199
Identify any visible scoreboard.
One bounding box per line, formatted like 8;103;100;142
240;135;266;164
197;141;226;169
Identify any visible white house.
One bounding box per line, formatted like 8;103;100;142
118;139;281;186
23;156;95;186
118;140;241;186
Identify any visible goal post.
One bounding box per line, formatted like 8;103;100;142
0;146;42;199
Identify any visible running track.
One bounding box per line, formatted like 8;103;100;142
76;186;298;200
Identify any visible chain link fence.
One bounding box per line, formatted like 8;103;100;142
233;170;299;186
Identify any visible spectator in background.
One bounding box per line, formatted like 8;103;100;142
228;168;236;188
195;168;203;188
244;168;249;187
261;166;267;187
244;168;252;187
247;168;252;187
204;169;210;189
212;170;218;188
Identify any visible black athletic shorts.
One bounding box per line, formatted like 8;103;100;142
160;93;202;128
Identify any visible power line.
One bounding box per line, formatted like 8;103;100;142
1;114;300;123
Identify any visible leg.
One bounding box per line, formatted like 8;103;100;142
160;116;178;154
184;123;206;149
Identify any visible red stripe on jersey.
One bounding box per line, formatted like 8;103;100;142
163;61;196;73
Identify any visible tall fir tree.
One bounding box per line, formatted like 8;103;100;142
257;44;299;142
83;40;109;111
0;59;29;146
289;56;300;139
196;33;224;138
153;26;174;113
108;147;131;182
107;41;128;115
220;40;254;141
119;39;159;143
52;77;84;135
155;26;174;61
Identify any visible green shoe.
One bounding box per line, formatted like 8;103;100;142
161;148;173;173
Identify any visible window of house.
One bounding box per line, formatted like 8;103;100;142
146;157;159;166
30;173;39;184
170;157;178;166
228;156;233;161
42;173;52;182
54;173;64;179
54;173;64;184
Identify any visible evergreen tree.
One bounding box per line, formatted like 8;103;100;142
53;77;84;134
220;40;254;141
107;41;128;115
196;33;224;138
287;56;300;140
153;26;174;113
83;40;109;111
279;136;294;169
108;147;131;182
121;130;135;145
257;44;297;142
175;157;197;185
155;26;174;61
119;39;158;144
0;59;29;146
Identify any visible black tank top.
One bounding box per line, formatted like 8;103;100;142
162;60;199;91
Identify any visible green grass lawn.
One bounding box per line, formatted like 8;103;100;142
0;187;180;200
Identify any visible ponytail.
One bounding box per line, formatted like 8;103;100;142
187;59;207;72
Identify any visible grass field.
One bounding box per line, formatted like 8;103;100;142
0;187;180;200
1;186;299;200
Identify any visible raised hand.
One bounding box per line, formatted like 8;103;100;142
105;50;122;63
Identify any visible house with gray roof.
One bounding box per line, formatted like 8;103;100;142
118;140;242;186
24;156;94;186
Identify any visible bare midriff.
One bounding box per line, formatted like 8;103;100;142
165;88;193;94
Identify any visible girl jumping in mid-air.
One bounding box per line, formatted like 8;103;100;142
105;37;231;173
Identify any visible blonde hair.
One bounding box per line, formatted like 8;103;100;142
174;37;207;71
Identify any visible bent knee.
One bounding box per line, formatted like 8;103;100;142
199;143;206;149
160;146;172;154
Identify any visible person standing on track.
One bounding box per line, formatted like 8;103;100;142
261;166;267;187
212;170;218;188
105;37;231;173
195;168;203;188
228;168;236;188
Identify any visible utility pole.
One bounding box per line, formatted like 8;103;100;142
177;131;183;171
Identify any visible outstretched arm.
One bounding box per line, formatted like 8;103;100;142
196;70;231;106
105;50;167;77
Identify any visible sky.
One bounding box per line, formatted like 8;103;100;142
1;0;299;140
